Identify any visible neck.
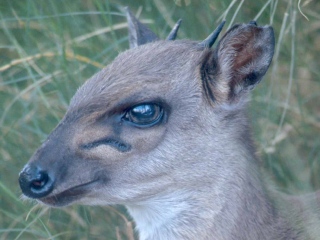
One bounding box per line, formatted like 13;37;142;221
126;156;297;240
126;189;224;240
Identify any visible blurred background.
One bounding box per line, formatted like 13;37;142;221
0;0;319;239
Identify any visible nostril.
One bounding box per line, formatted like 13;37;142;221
19;164;54;199
30;171;49;190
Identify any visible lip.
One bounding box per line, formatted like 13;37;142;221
39;179;99;207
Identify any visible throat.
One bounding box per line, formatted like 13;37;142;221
126;198;190;240
125;190;226;240
124;173;291;240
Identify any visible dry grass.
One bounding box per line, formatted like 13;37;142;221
0;0;319;239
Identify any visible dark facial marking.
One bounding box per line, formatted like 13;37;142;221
81;137;131;152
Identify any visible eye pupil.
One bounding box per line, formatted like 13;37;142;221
124;103;163;126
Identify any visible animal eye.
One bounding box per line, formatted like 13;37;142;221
123;103;163;126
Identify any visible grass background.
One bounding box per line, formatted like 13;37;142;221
0;0;319;239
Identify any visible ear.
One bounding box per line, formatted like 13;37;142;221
201;22;275;104
125;7;159;48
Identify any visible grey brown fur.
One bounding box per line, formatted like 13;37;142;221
19;10;320;240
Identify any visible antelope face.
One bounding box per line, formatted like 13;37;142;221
19;10;274;208
18;40;206;207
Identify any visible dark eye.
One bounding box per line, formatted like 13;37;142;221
123;103;163;127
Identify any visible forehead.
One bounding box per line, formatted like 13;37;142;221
69;40;203;112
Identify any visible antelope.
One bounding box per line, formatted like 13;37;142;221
19;9;319;240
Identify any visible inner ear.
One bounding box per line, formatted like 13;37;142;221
201;23;275;103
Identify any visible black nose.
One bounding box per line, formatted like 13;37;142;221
19;164;54;199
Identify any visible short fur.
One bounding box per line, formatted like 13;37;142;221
19;11;320;240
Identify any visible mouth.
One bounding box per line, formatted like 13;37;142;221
38;179;100;207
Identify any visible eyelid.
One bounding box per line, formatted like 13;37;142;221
122;103;164;127
99;97;169;124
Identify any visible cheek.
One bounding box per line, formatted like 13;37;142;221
122;126;167;154
83;145;129;164
71;122;167;165
72;125;109;149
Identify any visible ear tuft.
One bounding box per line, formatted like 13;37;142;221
125;7;159;48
